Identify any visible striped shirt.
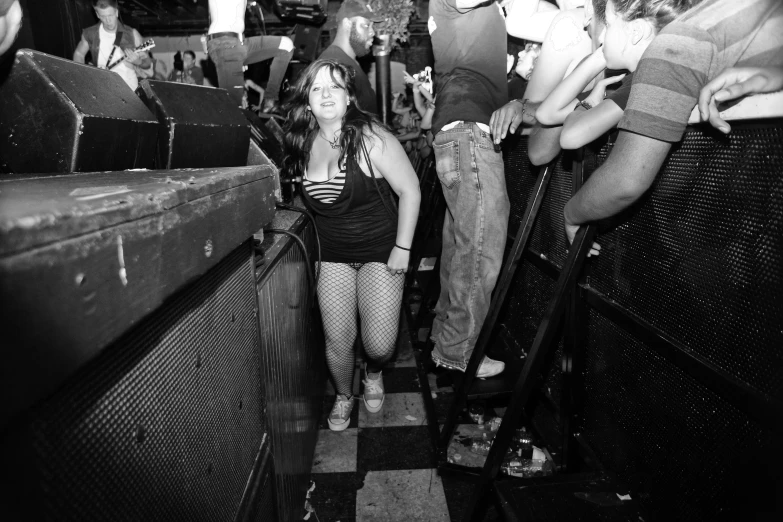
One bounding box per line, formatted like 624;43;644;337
303;170;346;204
619;0;783;142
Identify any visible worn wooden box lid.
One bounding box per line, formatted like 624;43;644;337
0;166;276;424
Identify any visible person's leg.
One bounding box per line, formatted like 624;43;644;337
318;262;361;431
357;262;405;412
430;123;510;371
317;262;359;396
430;188;455;344
357;263;405;365
242;35;294;101
207;35;248;106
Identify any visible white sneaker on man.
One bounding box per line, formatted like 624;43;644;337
431;352;505;379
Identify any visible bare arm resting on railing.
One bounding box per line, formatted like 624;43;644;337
562;0;783;247
563;130;671;243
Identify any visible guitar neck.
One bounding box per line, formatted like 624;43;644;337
107;40;155;70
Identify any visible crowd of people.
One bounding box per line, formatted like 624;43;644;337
29;0;781;431
430;0;782;380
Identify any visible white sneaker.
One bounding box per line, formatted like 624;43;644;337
327;394;354;431
431;352;505;379
362;366;385;413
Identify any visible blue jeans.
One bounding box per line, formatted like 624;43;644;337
207;35;293;107
431;122;510;368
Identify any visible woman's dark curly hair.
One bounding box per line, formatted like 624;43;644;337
282;59;386;181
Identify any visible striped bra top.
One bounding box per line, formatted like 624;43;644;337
302;169;346;204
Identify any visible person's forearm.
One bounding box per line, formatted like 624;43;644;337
561;99;624;150
537;51;604;125
412;91;427;118
421;108;434;130
522;100;541;125
528;123;562;166
395;189;420;249
564;166;641;226
506;0;559;42
564;134;671;226
73;50;86;63
138;55;151;68
396;130;420;141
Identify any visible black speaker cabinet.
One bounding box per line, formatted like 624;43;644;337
0;165;278;425
139;80;250;169
0;241;273;521
0;49;158;174
243;109;283;168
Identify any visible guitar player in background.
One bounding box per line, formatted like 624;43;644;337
72;0;152;93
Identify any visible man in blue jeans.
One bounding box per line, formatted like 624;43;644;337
207;0;294;111
428;0;510;378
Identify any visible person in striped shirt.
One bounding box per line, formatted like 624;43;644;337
563;0;783;247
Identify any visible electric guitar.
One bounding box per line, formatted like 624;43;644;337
107;39;155;70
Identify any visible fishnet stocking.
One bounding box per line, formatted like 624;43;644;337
317;262;404;396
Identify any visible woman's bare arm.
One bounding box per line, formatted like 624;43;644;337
560;99;624;149
522;9;591;103
505;0;560;42
536;47;605;125
363;126;421;272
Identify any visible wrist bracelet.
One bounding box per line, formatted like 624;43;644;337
395;244;411;251
579;100;594;111
511;98;527;113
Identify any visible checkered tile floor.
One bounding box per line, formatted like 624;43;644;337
305;313;503;521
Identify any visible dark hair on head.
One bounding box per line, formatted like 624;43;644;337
609;0;699;33
183;50;196;60
592;0;608;25
93;0;118;9
282;59;385;181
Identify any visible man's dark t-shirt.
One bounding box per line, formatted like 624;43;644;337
429;0;508;134
319;45;378;114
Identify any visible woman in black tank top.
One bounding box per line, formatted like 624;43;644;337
282;60;420;431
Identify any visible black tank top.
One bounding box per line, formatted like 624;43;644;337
302;151;397;263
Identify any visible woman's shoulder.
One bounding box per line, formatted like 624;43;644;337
361;122;395;149
547;8;590;52
362;121;394;143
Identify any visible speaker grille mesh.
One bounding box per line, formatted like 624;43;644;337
582;310;770;520
505;136;537;235
499;137;565;450
501;122;781;519
529;153;573;269
589;125;783;399
257;221;325;521
28;243;263;521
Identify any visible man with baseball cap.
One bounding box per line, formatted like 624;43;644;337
318;0;383;114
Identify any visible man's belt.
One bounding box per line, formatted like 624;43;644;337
207;32;241;41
